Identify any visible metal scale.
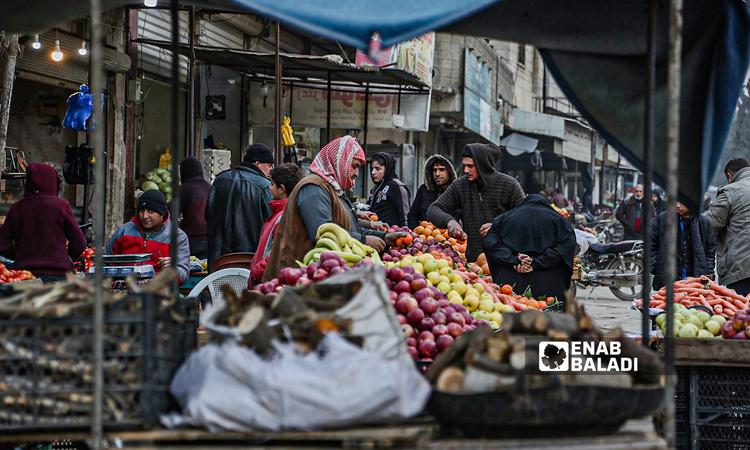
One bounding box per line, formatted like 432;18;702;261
88;254;155;279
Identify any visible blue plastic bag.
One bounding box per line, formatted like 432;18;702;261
62;84;94;131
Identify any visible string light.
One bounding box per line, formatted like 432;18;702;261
144;0;158;7
78;40;87;56
51;40;63;62
31;34;41;50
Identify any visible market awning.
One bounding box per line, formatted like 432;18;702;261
499;133;538;157
136;39;430;92
1;0;748;209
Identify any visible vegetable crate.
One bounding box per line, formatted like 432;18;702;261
675;366;750;450
0;294;197;431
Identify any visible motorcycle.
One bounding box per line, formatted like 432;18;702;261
575;240;644;302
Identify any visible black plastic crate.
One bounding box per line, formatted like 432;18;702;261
675;366;750;450
0;293;197;431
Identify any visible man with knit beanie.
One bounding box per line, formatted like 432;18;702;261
107;189;191;283
205;143;273;271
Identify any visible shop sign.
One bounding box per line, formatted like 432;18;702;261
463;48;501;144
249;83;430;132
355;33;435;86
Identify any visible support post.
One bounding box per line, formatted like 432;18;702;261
641;0;658;348
664;0;683;447
0;33;20;177
89;0;105;447
363;83;370;149
326;72;332;143
188;6;196;157
169;0;180;293
274;21;282;164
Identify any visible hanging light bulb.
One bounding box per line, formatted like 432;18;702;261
143;0;158;7
78;40;87;56
31;34;41;50
51;40;63;62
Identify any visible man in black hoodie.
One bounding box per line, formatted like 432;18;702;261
408;155;457;229
367;152;411;227
179;157;211;259
428;144;525;262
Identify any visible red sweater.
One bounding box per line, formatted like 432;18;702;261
250;198;287;282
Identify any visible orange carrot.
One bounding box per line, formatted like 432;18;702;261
710;283;747;302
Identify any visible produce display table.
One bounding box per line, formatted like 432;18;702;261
0;420;666;449
657;338;750;449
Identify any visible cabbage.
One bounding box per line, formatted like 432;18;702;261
141;181;159;191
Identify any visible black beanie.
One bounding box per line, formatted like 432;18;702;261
138;189;169;216
243;143;274;165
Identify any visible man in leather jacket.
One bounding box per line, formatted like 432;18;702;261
206;144;273;271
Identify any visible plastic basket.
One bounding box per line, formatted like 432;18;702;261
675;366;750;450
0;294;197;431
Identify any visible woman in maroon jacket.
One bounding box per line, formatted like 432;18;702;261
179;157;210;259
0;163;86;283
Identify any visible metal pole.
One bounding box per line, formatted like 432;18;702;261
642;0;658;348
326;72;332;143
170;0;180;292
188;6;195;157
89;0;105;447
274;21;282;164
0;33;19;177
363;83;370;149
664;0;682;447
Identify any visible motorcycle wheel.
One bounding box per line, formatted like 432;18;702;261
607;256;644;302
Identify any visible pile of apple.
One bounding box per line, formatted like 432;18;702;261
386;265;482;362
720;308;750;340
253;252;362;295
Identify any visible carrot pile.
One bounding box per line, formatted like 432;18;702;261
455;270;554;312
637;276;750;318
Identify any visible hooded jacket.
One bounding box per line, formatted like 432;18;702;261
428;144;525;261
106;214;190;284
367;152;411;227
408;154;457;229
651;211;715;289
179;157;210;244
482;194;577;300
0;163;86;276
205;164;272;271
615;195;655;240
705;167;750;285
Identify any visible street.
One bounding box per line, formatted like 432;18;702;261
577;286;650;337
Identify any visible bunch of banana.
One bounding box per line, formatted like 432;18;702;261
302;223;383;265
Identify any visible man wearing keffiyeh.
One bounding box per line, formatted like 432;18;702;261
262;136;405;280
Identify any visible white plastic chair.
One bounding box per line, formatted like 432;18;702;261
187;268;250;304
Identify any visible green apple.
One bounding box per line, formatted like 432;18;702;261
427;271;441;285
704;320;721;336
464;295;479;311
697;329;714;339
452;281;468;295
678;323;699;338
710;315;726;326
479;299;495;313
437;281;452;294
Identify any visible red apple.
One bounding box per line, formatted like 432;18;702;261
407;346;419;359
403;273;415;283
474;320;490;328
414;288;433;301
396;296;419;314
418;339;437;358
396;314;407;325
321;258;341;272
436;334;454;351
388;268;404;282
431;311;447;325
411;278;428;292
406;337;417;347
438;299;450;308
401;323;415;338
419;330;435;342
394;280;411;294
296;275;311;286
402;266;416;275
419;317;436;332
453;303;467;313
312;268;329;282
407;308;425;325
447;322;463;338
460;311;473;325
306;262;319;278
389;291;398;302
420;298;439;315
463;324;475;332
432;324;448;337
443;306;457;318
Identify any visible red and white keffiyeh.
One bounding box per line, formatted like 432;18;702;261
310;136;366;196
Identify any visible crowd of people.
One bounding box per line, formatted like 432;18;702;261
1;138;747;302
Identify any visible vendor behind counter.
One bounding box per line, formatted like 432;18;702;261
0;163;86;283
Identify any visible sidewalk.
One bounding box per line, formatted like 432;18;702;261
577;287;652;338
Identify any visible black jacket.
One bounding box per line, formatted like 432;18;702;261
650;212;716;289
179;157;210;243
428;144;525;261
407;154;457;229
616;196;655;240
482;194;577;300
368;153;411;227
206;164;272;271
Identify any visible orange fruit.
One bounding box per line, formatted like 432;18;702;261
414;226;425;235
500;284;513;295
432;229;442;238
477;253;487;266
420;221;430;228
481;264;490;275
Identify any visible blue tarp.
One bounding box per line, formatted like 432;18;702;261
1;0;748;208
